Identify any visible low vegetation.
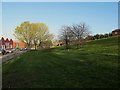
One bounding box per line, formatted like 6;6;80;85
2;36;119;88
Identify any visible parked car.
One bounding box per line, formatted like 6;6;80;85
20;48;27;51
6;48;17;53
11;48;16;52
0;48;6;55
6;49;13;53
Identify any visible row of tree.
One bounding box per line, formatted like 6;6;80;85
14;21;112;50
59;23;90;49
93;33;112;40
14;21;53;50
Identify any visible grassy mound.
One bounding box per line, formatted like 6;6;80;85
2;36;119;88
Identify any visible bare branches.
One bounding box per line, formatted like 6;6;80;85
59;22;91;48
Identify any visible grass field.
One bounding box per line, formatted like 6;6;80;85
2;36;119;88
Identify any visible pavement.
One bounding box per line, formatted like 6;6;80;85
0;50;27;62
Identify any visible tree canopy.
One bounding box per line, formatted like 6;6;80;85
14;21;53;49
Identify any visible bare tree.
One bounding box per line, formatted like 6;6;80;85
59;25;73;49
59;22;90;49
72;23;90;48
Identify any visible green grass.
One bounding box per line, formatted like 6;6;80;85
2;36;119;88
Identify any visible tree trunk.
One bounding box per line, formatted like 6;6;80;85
34;44;37;50
34;40;37;50
39;41;43;49
65;39;69;49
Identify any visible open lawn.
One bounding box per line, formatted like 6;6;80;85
2;36;119;88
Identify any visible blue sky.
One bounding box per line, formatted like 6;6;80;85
1;0;119;2
2;2;118;40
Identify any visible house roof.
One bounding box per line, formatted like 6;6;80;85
5;38;9;42
0;37;13;45
1;37;4;41
112;29;120;32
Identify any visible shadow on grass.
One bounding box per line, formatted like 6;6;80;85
2;48;119;88
2;36;119;88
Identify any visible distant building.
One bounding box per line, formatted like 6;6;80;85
53;40;64;46
0;37;13;50
0;37;25;49
85;35;95;40
13;42;25;48
112;29;120;36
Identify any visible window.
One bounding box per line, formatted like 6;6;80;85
115;32;118;34
10;45;12;48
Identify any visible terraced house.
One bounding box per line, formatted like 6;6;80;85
0;37;13;50
0;37;25;50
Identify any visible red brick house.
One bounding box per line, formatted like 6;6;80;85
5;38;13;49
112;29;120;36
10;39;13;48
13;41;25;48
0;37;26;49
0;37;13;50
0;37;6;49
